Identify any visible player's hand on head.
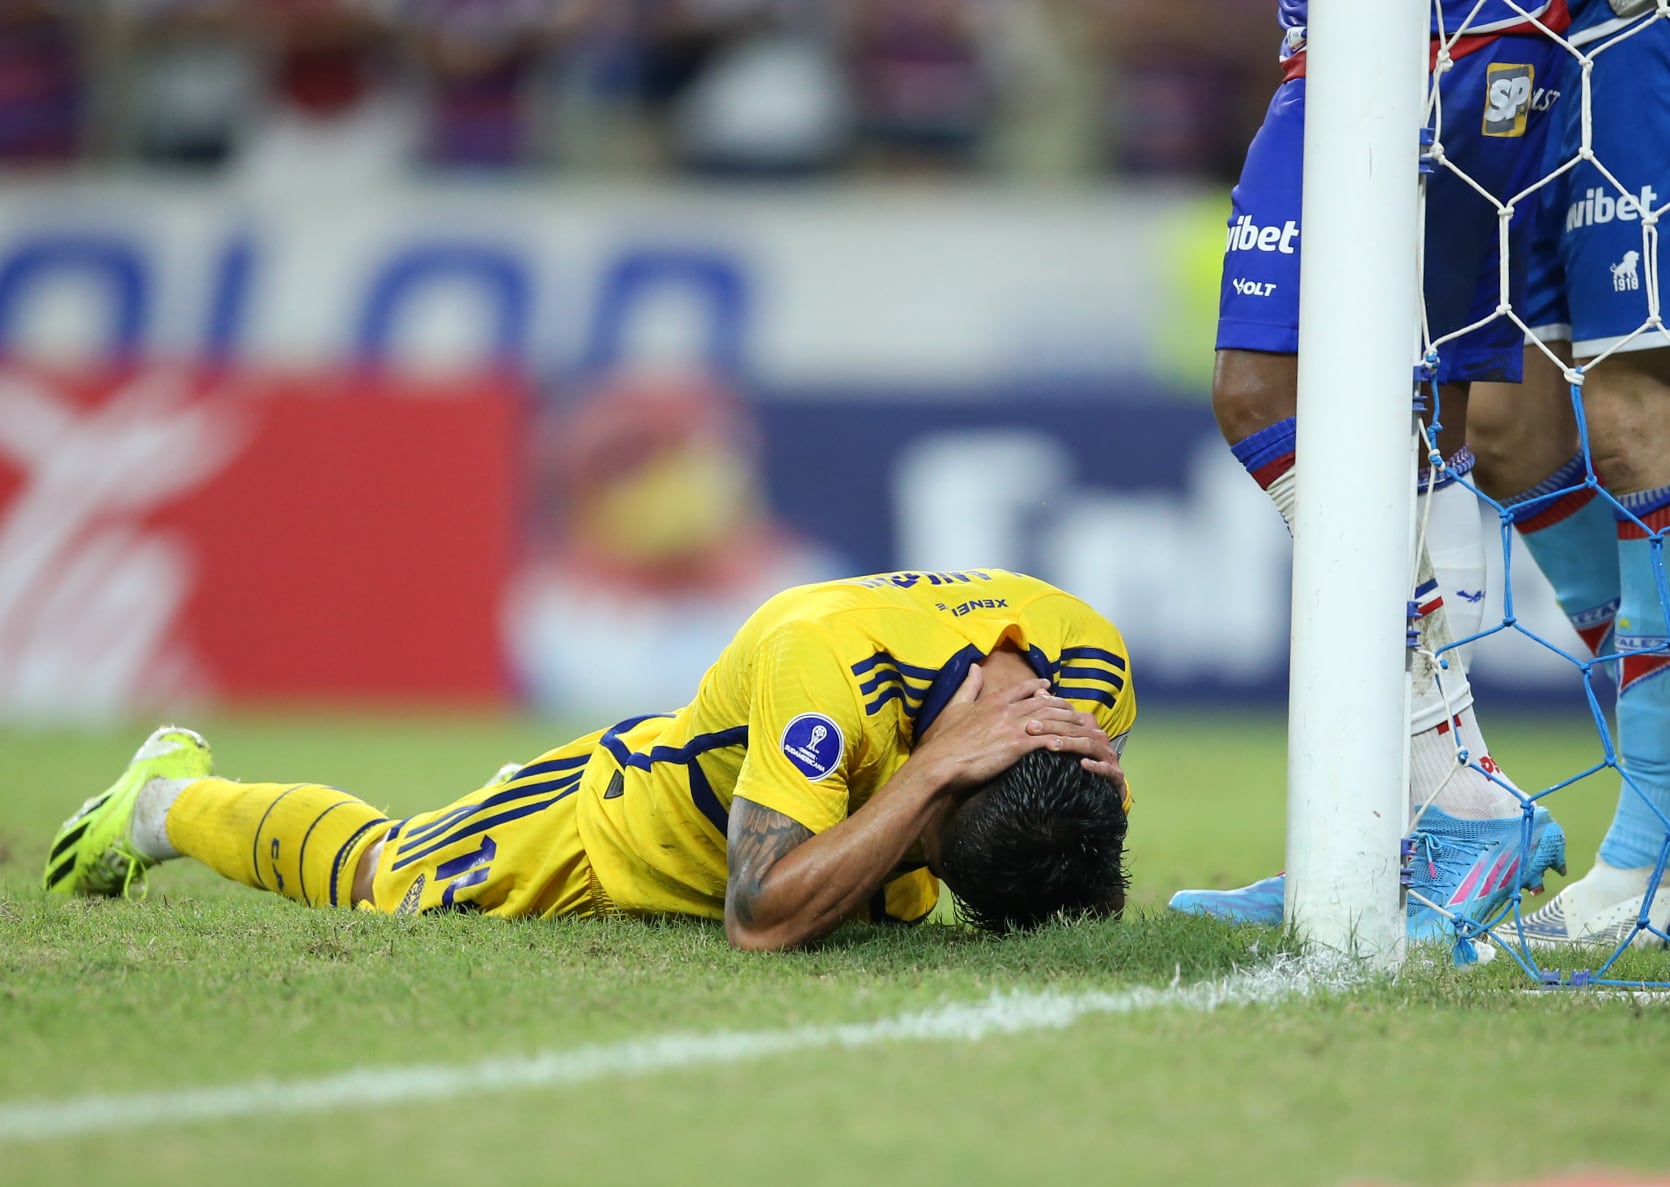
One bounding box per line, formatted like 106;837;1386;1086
1025;696;1123;777
916;666;1116;792
1079;750;1128;805
1008;680;1127;794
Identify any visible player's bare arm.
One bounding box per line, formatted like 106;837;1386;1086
722;663;1118;952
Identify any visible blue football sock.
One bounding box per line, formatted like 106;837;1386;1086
1504;453;1620;658
1229;417;1296;489
1599;484;1670;871
1230;417;1298;531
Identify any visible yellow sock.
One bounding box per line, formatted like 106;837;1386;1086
167;778;390;909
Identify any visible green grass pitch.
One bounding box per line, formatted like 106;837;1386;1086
2;709;1667;1187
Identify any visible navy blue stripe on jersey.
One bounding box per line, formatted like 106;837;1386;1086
396;771;584;855
850;653;938;680
389;788;580;872
501;752;593;785
913;644;984;738
851;654;938;686
859;671;932;703
1054;684;1118;708
686;758;730;837
1056;663;1126;693
598;722;750;839
859;672;929;715
864;685;907;716
856;666;906;696
396;772;581;853
435;841;494;880
598;724;750;771
603;712;677;736
851;651;937;717
1032;645;1125;709
1059;646;1126;671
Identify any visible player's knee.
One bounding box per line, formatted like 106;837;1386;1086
1469;352;1581;497
1466;393;1522;497
351;839;384;906
1604;346;1670;389
1587;434;1646;496
1211;349;1298;445
1579;348;1670;493
1467;440;1514;500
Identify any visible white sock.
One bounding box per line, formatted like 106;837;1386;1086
1410;705;1524;819
1260;456;1518;819
129;777;189;860
1409;552;1522;820
1267;467;1297;531
1418;453;1492;668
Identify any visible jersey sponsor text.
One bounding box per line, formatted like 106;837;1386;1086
1566;185;1661;232
1226;216;1300;255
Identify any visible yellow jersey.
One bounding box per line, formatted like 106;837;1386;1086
575;569;1136;925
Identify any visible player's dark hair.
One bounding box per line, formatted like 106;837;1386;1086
937;749;1129;934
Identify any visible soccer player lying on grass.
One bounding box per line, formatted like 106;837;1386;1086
43;569;1133;950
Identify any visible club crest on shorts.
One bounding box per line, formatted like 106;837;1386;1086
781;713;844;781
1482;63;1534;138
397;874;425;916
1612;250;1642;292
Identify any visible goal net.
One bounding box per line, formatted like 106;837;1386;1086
1389;0;1668;984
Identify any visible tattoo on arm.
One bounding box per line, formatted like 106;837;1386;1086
726;798;813;926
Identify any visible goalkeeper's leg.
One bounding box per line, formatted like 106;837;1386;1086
1214;351;1528;823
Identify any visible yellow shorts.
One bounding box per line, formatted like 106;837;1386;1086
367;729;610;919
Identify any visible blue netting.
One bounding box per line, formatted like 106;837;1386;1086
1409;6;1670;986
1412;374;1670;988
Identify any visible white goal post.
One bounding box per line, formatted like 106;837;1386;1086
1286;0;1429;966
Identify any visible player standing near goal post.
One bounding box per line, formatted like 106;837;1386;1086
40;570;1134;950
1466;2;1670;947
1170;0;1573;939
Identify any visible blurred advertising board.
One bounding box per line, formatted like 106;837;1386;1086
0;182;1583;720
0;366;514;719
0;179;1219;388
754;391;1586;714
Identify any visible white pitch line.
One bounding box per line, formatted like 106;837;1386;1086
0;954;1360;1145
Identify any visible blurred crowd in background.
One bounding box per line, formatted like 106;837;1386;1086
0;0;1274;184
